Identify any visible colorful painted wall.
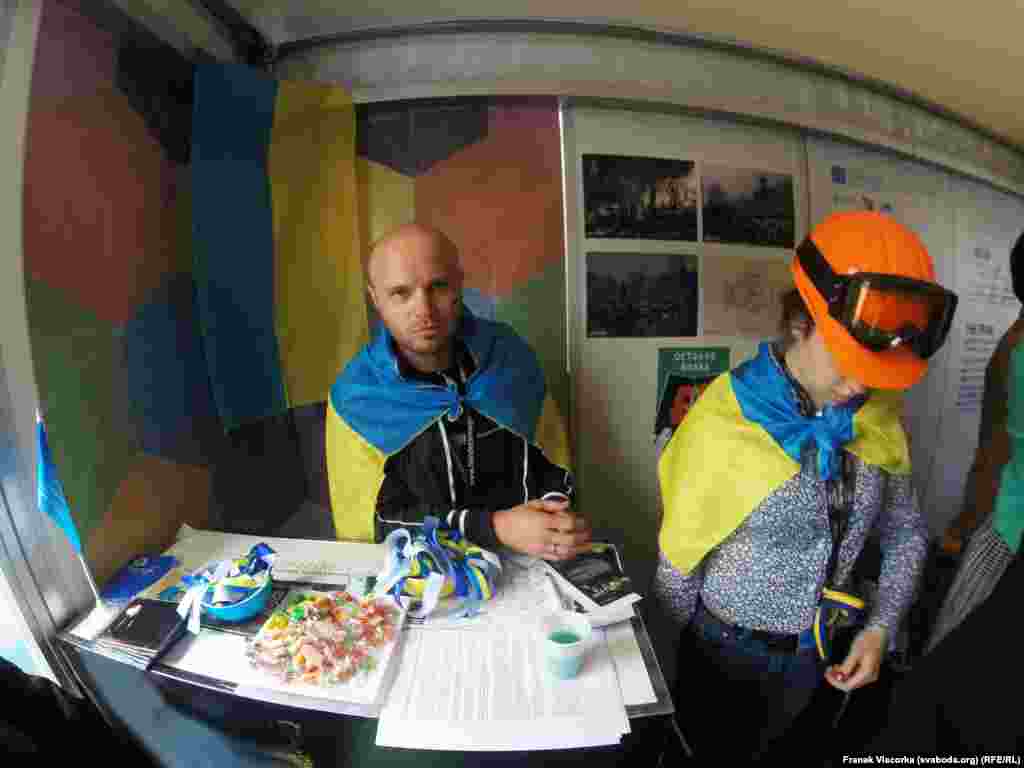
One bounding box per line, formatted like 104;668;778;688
22;1;571;584
355;97;570;428
22;0;218;586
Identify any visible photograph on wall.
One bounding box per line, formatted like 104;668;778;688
701;166;796;247
587;253;699;338
653;347;730;436
702;253;794;338
582;154;698;240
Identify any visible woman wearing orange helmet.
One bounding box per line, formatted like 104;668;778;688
653;211;957;763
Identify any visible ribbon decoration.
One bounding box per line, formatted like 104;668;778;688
176;543;277;634
375;517;502;620
812;587;867;662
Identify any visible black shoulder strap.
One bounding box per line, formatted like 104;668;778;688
825;451;856;588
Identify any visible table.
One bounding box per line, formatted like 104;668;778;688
58;528;675;767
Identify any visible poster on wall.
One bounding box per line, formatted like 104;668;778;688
954;320;998;413
825;162;940;247
582;155;698;240
915;223;1023;534
587;252;699;338
961;235;1019;310
653;347;730;436
702;253;794;338
950;235;1021;414
827;164;898;215
701;166;795;247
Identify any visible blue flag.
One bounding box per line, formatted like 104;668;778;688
36;414;82;553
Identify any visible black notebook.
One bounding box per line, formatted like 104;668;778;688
543;543;641;612
103;598;187;657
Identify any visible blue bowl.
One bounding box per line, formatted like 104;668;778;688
201;578;273;623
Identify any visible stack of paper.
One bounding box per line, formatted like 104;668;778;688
604;621;657;707
375;619;630;750
89;599;187;670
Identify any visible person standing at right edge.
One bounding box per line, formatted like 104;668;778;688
927;230;1024;653
652;211;958;763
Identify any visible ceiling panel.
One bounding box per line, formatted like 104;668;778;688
225;1;1024;150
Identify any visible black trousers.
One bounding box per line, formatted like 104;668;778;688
674;608;825;765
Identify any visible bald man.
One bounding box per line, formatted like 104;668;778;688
326;224;589;560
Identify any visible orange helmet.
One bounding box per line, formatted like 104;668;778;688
792;211;956;390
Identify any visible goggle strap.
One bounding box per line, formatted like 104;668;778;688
796;238;845;308
797;236;955;358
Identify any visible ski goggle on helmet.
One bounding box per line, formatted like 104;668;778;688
792;211;958;390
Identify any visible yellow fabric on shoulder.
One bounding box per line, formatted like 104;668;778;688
536;393;573;472
847;388;910;476
658;375;910;576
326;401;385;543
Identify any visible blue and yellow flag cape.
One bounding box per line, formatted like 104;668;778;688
327;310;571;542
192;62;366;431
658;344;910;576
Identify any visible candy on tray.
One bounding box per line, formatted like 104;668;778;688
246;590;400;687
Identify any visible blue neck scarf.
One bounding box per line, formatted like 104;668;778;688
331;309;546;456
731;343;865;481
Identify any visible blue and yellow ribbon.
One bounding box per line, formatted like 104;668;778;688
376;517;502;618
813;587;866;662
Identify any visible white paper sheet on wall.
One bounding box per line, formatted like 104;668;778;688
960;234;1019;311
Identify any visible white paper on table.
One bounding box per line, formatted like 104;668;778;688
585;604;637;629
604;621;657;707
402;556;565;632
375;620;630;751
159;527;385;584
